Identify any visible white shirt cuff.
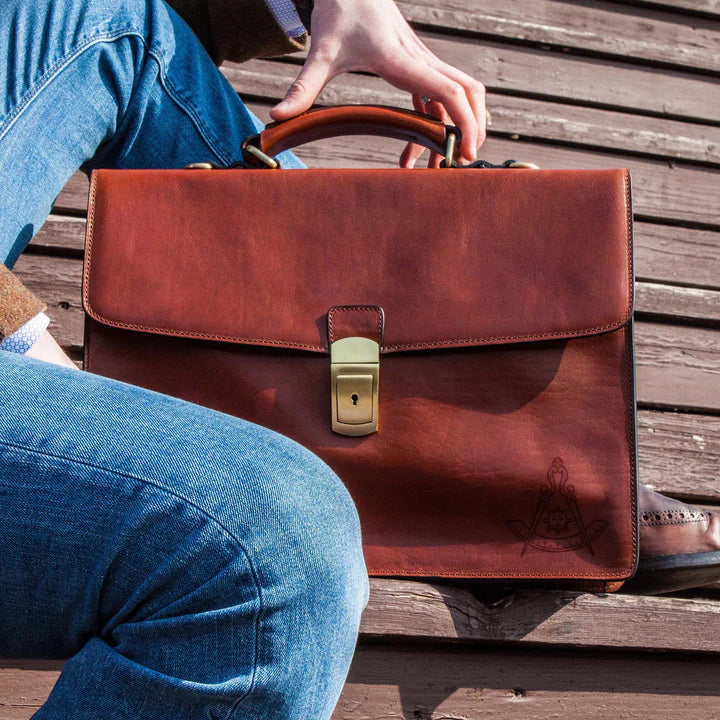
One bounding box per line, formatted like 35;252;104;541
0;312;50;354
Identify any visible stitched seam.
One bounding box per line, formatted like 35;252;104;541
82;310;630;353
0;28;150;145
151;54;234;167
625;322;638;578
328;306;383;344
623;172;638;582
0;437;263;706
641;518;710;527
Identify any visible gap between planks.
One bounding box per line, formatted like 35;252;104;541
395;0;720;76
226;59;720;167
5;644;720;720
276;31;720;125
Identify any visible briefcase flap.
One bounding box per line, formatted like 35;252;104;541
83;167;632;352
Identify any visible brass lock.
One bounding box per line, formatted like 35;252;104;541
330;337;379;436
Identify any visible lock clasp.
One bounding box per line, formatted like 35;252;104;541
330;337;379;436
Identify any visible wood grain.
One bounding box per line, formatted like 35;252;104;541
638;410;720;500
280;32;720;123
635;223;720;289
612;0;720;20
0;661;59;720
422;33;720;122
224;59;720;165
635;322;720;412
7;640;720;720
636;282;720;323
336;644;720;719
357;579;720;652
395;0;720;74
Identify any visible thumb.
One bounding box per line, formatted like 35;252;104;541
270;55;332;121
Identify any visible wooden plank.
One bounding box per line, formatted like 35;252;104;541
395;0;720;74
636;282;720;323
407;34;720;123
279;33;720;123
635;321;720;413
638;409;720;500
5;645;720;720
336;644;720;719
224;59;720;165
611;0;720;21
11;255;85;353
53;173;88;216
0;660;59;720
52;108;720;229
7;641;720;720
34;214;720;293
635;223;720;288
357;579;720;652
29;214;86;253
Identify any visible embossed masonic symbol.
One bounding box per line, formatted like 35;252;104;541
507;458;608;555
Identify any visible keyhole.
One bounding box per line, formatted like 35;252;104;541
351;393;359;406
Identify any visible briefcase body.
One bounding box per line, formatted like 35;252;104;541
82;107;637;589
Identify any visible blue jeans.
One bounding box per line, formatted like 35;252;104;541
0;1;369;718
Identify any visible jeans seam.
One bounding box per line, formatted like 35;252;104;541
148;51;235;167
0;437;262;707
0;27;235;167
0;27;137;143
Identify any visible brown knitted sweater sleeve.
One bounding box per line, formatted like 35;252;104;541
168;0;313;64
0;264;46;341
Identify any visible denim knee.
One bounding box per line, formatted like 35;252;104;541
155;417;370;630
222;431;370;618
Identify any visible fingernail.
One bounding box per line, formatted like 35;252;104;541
273;101;289;113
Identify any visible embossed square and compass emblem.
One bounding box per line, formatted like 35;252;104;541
508;458;609;555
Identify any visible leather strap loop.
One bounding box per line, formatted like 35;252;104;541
242;105;461;163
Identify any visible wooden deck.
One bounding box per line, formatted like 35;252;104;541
2;0;720;717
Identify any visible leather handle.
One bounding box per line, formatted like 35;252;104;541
241;105;462;166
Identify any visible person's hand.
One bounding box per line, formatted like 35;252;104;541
269;0;486;168
24;330;78;370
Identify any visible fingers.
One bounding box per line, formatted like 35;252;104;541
399;142;425;169
425;54;487;155
380;58;482;164
420;96;451;168
270;52;334;121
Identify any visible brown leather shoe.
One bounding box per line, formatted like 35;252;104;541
623;485;720;594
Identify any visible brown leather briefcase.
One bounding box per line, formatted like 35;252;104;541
82;105;638;590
